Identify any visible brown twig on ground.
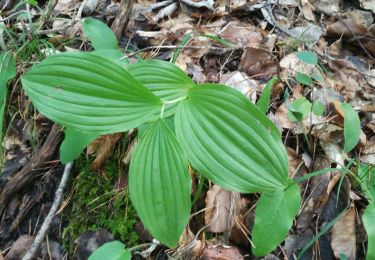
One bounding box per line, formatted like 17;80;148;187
0;124;62;216
111;0;134;39
22;161;73;260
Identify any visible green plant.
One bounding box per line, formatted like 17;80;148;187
62;157;138;253
20;18;301;256
89;241;131;260
0;51;16;164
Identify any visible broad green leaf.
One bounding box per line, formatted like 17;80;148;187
295;72;312;86
126;60;195;100
89;241;131;260
82;18;118;50
287;97;312;122
0;51;16;163
362;202;375;260
93;49;128;65
312;101;325;116
175;84;288;193
252;183;301;256
60;128;98;164
311;72;324;82
129;119;191;247
256;77;278;114
341;103;360;152
296;51;318;65
21;52;162;134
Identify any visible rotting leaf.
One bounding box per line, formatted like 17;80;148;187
204;185;241;233
331;204;356;260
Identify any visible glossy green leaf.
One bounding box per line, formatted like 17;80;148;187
82;18;118;50
312;101;325;116
0;51;16;162
296;51;318;65
129;119;191;247
175;84;288;193
358;164;375;201
21;52;162;134
60;128;98;164
362;202;375;260
89;241;131;260
93;49;128;65
341;102;360;152
256;77;278;114
252;183;301;256
287;97;312;122
127;60;194;116
295;72;312;86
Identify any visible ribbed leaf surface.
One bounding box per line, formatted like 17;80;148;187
175;84;288;193
129;119;191;247
127;60;194;116
127;59;194;101
21;52;162;134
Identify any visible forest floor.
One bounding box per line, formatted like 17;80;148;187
1;0;375;259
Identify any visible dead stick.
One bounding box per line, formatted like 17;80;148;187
0;124;62;216
22;161;73;260
111;0;134;39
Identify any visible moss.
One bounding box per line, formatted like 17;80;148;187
62;155;138;254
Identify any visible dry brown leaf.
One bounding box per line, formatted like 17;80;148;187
204;185;241;233
200;245;244;260
297;157;331;229
177;227;206;258
219;21;263;47
331;204;356;260
300;0;316;21
220;71;258;103
287;147;304;179
87;133;123;170
239;47;278;81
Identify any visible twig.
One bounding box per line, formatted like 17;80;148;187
22;162;74;260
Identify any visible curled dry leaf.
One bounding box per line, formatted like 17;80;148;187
331;204;356;260
87;133;123;170
219;21;263;48
239;47;278;81
176;227;206;258
297;157;331;229
200;245;244;260
220;71;258;103
204;185;241;233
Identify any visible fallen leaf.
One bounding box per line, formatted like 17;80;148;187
87;133;123;171
239;47;278;80
200;245;244;260
331;204;356;260
205;185;241;233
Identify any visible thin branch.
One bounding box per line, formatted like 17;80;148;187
22;162;74;260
